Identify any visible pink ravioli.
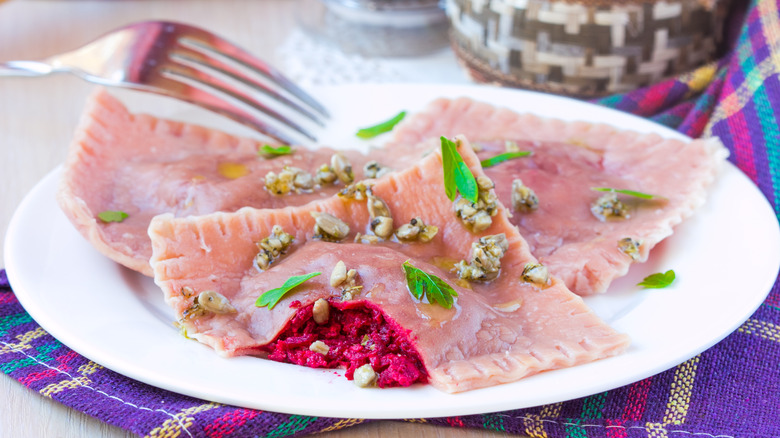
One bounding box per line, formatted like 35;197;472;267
58;90;721;299
386;98;728;294
57;89;381;276
149;136;629;393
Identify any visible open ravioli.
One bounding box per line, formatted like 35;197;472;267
148;136;629;393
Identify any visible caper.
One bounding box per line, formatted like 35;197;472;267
453;175;499;232
363;161;392;179
456;234;509;281
512;179;539;212
331;153;354;184
311;211;350;241
395;217;438;242
315;164;337;185
197;290;237;314
618;237;642;260
592;193;629;221
264;167;314;195
255;225;294;270
521;263;549;285
371;216;394;239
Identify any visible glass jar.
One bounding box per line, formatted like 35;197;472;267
297;0;450;57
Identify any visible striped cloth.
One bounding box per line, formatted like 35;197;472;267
1;0;778;436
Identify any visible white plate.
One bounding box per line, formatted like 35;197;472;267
5;84;780;419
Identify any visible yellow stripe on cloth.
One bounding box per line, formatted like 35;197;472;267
318;419;365;433
644;355;701;436
39;360;103;397
78;360;102;375
738;318;780;342
540;403;563;418
146;403;221;438
662;356;700;425
645;422;669;438
0;327;47;354
522;403;562;438
522;415;547;438
40;376;93;398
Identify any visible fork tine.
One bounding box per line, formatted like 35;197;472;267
170;44;325;127
171;23;329;118
139;74;308;145
161;62;318;142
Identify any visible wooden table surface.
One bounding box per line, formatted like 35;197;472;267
0;1;522;436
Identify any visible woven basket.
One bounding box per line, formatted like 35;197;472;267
446;0;729;97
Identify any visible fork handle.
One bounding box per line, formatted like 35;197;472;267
0;60;53;77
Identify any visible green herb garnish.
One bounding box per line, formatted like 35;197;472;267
591;187;665;200
637;270;676;289
258;144;294;158
441;136;478;203
402;260;458;309
480;151;533;168
255;272;321;309
97;210;128;223
356;111;406;139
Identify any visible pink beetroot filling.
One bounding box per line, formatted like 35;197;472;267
262;299;428;388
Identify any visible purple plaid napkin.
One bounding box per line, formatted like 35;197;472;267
2;0;779;436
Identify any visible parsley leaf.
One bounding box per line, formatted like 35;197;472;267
591;187;665;200
97;210;128;223
356;111;406;139
441;136;478;203
637;270;676;288
258;144;294;158
480;151;533;168
402;260;458;309
255;272;321;309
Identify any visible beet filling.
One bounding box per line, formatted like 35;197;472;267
262;299;428;388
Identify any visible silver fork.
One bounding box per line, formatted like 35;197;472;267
0;20;328;144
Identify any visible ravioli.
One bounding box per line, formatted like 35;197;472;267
386;98;728;294
57;89;380;276
59;91;724;298
148;136;629;393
